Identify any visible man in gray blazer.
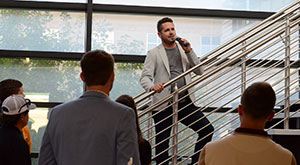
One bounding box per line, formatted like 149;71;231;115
39;50;140;165
140;17;214;164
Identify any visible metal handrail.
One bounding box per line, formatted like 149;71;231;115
141;54;299;133
135;1;300;164
138;16;300;120
134;0;300;105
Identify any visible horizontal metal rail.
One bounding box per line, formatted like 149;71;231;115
135;1;300;163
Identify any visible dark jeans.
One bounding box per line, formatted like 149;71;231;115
152;97;214;165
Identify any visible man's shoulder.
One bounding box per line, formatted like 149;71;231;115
48;98;135;129
51;98;80;110
50;94;134;115
270;139;294;156
112;101;135;114
55;96;132;113
148;44;163;54
206;135;232;147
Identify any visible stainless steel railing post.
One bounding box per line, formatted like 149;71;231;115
284;15;291;129
147;97;153;146
242;39;247;94
172;83;179;164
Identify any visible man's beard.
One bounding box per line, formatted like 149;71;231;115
162;37;175;45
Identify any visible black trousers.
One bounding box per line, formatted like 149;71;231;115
152;97;214;165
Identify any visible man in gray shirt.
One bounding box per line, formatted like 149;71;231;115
39;50;140;165
140;17;214;164
166;45;189;98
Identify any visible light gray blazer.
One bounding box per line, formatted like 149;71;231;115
38;91;140;165
140;42;204;111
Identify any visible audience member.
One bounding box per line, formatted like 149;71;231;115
0;79;32;152
39;50;140;165
0;95;36;165
116;95;152;165
198;82;297;165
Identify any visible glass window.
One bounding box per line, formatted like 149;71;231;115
92;13;261;56
0;58;83;102
147;33;161;51
111;63;144;100
246;68;300;104
147;33;157;43
245;24;299;61
94;0;296;12
202;36;210;45
212;36;221;45
208;113;240;140
15;0;86;3
201;35;221;55
195;66;300;108
29;108;50;153
0;58;146;102
0;9;85;52
0;59;145;156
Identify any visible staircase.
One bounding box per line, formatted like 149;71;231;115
134;1;300;164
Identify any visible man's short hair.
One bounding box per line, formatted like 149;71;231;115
157;17;173;32
0;79;22;102
241;82;276;119
80;50;114;86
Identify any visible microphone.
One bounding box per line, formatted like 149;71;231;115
175;35;187;47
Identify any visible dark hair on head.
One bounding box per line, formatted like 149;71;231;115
157;17;173;32
80;50;114;86
115;95;143;144
0;79;23;102
0;110;28;127
241;82;276;120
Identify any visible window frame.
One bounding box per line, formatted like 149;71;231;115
0;0;299;158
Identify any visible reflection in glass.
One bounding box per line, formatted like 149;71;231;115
147;33;157;43
0;58;146;159
0;58;83;102
94;0;295;12
28;108;50;153
15;0;86;3
0;58;145;102
92;13;261;56
0;9;85;52
111;63;144;100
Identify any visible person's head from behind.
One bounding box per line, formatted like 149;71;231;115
115;95;143;144
0;95;35;129
239;82;276;124
116;95;137;111
0;79;25;103
80;50;115;92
